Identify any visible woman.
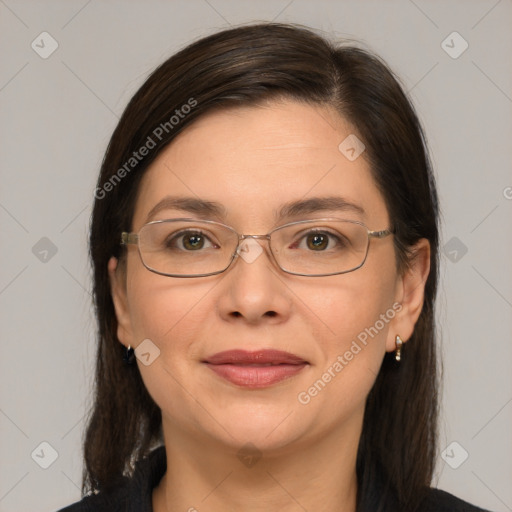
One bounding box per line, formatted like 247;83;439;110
59;23;492;512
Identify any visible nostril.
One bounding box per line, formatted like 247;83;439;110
229;310;277;319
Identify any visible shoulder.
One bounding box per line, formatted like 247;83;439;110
55;446;166;512
419;487;494;512
56;489;129;512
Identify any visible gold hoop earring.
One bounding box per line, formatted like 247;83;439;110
395;335;403;362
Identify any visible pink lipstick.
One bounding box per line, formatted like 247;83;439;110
203;349;308;388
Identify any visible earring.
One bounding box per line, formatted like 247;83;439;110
123;345;135;365
395;335;403;362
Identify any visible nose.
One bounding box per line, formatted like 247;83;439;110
216;238;293;325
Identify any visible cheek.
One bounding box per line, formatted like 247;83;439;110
126;269;216;345
296;270;396;395
124;272;219;426
296;288;392;418
302;269;396;347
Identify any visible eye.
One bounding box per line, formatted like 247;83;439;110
306;233;329;250
291;230;347;251
166;230;218;251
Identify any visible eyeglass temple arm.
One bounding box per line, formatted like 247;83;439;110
121;232;139;245
368;228;393;239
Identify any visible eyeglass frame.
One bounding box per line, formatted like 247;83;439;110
120;217;394;278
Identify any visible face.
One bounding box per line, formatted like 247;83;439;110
109;99;428;455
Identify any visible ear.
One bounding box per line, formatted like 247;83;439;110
108;256;135;348
386;238;431;352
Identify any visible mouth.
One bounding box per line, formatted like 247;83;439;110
202;349;309;388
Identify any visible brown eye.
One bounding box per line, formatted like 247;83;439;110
183;233;205;250
306;233;329;251
164;230;217;251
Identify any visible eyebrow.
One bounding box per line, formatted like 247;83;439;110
277;196;366;220
145;196;227;223
145;195;366;224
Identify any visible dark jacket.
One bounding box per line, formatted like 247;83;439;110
57;447;492;512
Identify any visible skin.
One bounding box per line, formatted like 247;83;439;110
109;99;430;512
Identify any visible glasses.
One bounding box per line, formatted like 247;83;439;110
121;218;393;278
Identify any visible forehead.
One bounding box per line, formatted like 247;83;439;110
133;100;389;230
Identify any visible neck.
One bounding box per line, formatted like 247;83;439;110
153;417;361;512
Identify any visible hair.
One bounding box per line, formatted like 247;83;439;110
85;22;439;511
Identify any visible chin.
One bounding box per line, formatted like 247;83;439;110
203;402;312;452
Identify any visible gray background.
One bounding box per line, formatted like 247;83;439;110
0;1;511;511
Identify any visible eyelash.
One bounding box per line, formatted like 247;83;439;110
165;230;219;250
288;230;347;250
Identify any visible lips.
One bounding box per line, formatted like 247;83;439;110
203;349;308;388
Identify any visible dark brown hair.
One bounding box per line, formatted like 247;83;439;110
86;23;439;511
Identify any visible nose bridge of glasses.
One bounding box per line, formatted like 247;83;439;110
239;233;272;242
236;234;274;257
236;232;273;251
231;233;279;271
